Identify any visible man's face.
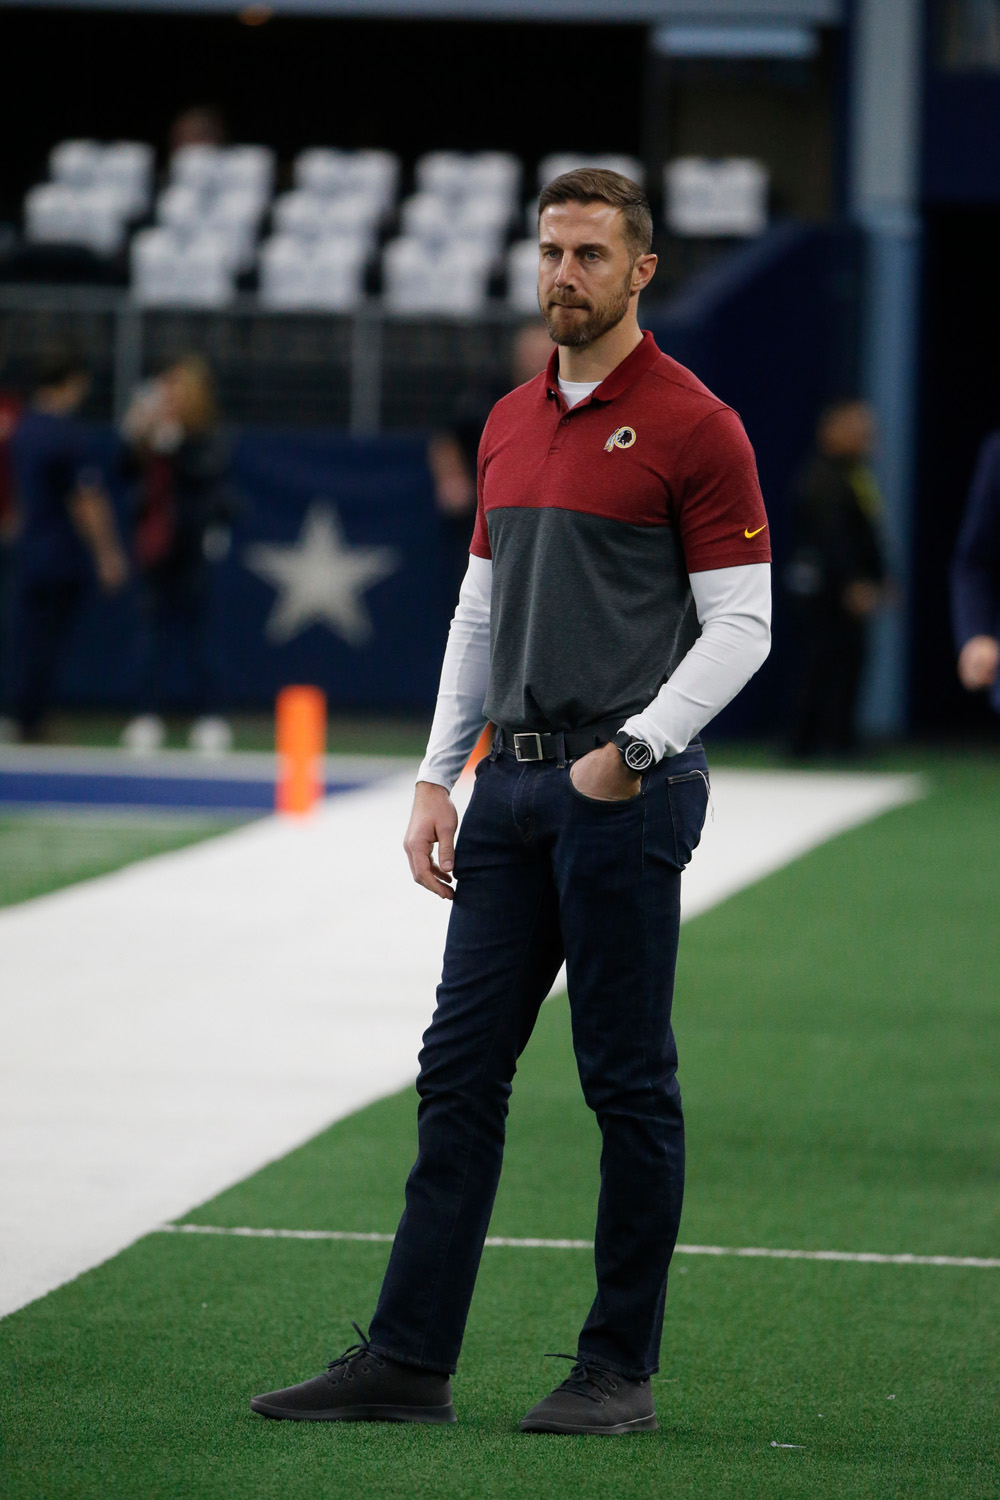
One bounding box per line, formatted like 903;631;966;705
821;402;876;461
537;200;650;349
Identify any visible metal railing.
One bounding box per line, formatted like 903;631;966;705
0;285;527;433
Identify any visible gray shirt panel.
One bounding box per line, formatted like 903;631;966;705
483;506;699;732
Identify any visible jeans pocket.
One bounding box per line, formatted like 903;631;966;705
567;764;643;807
666;770;710;868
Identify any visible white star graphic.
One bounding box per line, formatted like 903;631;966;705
245;502;400;646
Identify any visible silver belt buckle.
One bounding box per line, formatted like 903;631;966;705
513;732;544;762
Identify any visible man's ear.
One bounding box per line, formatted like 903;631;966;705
632;253;658;294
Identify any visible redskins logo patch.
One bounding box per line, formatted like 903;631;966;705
604;426;636;452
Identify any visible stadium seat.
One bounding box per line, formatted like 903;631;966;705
258;234;368;309
49;139;104;187
416;150;521;208
218;145;275;198
25;183;134;256
506;239;541;313
664;158;768;236
169;144;226;194
99;143;154;215
130;227;236;306
537;153;646;190
294;149;399;216
399;191;453;246
156;183;266;272
382;236;492;314
27;140;154;254
272;189;382;246
400;191;511;257
458;193;514;245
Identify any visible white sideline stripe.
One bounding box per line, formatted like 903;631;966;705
0;767;923;1321
155;1223;1000;1269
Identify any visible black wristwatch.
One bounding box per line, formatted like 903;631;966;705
614;731;654;773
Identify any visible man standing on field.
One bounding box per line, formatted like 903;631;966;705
252;169;772;1434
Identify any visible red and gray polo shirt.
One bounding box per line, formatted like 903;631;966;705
471;330;771;734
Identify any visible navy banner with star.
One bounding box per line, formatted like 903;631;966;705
18;427;465;714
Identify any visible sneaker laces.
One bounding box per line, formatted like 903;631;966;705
544;1352;620;1402
324;1322;386;1385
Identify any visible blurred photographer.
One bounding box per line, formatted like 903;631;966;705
119;356;235;755
8;346;127;741
785;400;888;757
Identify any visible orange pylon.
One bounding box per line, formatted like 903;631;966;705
276;685;326;816
461;723;493;778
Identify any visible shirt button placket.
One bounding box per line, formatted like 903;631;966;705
549;410;569;453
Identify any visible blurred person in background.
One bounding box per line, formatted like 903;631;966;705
119;356;235;756
784;399;888;758
428;322;554;595
951;430;1000;712
0;371;23;740
168;104;227;154
6;346;127;742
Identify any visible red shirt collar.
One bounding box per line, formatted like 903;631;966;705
543;329;661;406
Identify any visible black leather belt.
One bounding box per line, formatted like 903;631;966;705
496;724;620;762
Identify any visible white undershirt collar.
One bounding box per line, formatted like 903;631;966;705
557;376;602;409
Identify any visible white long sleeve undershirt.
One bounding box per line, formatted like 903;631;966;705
416;555;771;791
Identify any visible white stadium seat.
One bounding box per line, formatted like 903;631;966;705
48;140;103;188
416;150;521;209
131;227;236;307
258;234;368;310
400;191;511;258
156;184;203;234
399;191;452;246
25;183;134;256
35;140;154;247
156;182;266;273
664;158;768;237
218;145;275;199
272;189;381;245
294;148;355;197
293;149;399;216
459;194;514;242
170;144;226;194
349;150;400;214
99;142;154;216
414;151;470;199
506;239;541;313
382;236;492;314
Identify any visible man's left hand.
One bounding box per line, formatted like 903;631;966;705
569;742;642;801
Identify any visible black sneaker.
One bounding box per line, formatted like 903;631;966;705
250;1323;456;1423
519;1355;657;1435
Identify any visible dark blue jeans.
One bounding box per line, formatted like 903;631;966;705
368;739;709;1379
136;562;214;717
9;573;86;737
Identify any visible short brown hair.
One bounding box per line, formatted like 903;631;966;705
537;168;653;260
164;354;218;433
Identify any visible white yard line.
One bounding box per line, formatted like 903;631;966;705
0;767;922;1321
157;1223;998;1270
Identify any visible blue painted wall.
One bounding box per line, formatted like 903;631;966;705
9;428;458;716
647;221;864;739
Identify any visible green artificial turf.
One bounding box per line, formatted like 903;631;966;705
0;813;243;909
2;755;999;1499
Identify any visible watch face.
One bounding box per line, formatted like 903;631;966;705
624;739;653;772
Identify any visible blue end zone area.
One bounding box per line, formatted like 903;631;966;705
0;750;394;814
0;770;368;812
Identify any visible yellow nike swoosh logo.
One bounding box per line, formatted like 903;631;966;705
744;525;767;539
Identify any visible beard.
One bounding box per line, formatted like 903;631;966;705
539;267;634;349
